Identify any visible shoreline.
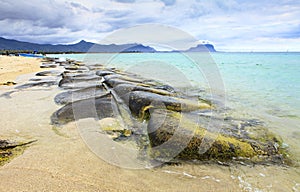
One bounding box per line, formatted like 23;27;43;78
0;56;299;191
0;57;241;191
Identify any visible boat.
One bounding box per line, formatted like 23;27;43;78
19;53;44;58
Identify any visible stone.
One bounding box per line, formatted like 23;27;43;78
147;109;286;163
51;94;114;125
96;70;114;76
36;70;62;77
40;63;58;68
54;86;108;105
128;91;211;118
16;80;58;89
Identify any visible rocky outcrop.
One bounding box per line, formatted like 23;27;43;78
19;57;290;165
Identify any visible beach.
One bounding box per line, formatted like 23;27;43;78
0;56;43;85
0;55;299;191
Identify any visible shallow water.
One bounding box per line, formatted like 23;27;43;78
46;52;300;191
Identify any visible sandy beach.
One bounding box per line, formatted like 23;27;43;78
0;56;299;192
0;56;238;191
0;56;43;85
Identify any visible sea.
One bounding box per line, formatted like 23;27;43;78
49;52;300;191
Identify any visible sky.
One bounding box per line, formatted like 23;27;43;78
0;0;300;51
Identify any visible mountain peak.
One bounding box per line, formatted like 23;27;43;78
186;44;216;52
76;40;90;44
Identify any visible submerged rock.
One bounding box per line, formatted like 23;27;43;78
99;118;132;139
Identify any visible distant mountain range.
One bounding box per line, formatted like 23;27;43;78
0;37;216;53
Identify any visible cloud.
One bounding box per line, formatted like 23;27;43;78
0;0;299;51
160;0;176;6
111;0;135;3
104;9;132;18
69;2;90;11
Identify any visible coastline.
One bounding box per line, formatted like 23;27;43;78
0;56;299;191
0;57;241;191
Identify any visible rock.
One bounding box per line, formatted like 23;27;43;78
104;78;140;87
104;74;146;84
42;57;56;62
16;80;58;89
40;63;58;68
64;65;88;71
96;70;114;76
128;91;211;118
147;109;285;163
36;70;62;77
113;84;174;101
0;140;37;166
62;71;95;78
154;85;176;93
0;81;16;86
58;76;102;89
51;94;114;125
54;86;108;105
73;61;85;66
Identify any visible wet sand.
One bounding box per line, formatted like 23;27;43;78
0;57;299;191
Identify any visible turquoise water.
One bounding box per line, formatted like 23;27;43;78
50;52;300;148
50;52;300;118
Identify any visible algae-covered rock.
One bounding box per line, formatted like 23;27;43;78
0;140;36;166
0;81;17;86
147;109;287;163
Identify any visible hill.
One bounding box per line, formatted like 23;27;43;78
185;44;216;52
0;37;156;53
0;37;217;53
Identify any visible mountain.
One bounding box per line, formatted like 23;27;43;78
0;37;217;53
185;44;216;52
0;37;156;53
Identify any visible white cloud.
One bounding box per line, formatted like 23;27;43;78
0;0;299;51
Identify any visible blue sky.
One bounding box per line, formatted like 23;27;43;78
0;0;299;51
